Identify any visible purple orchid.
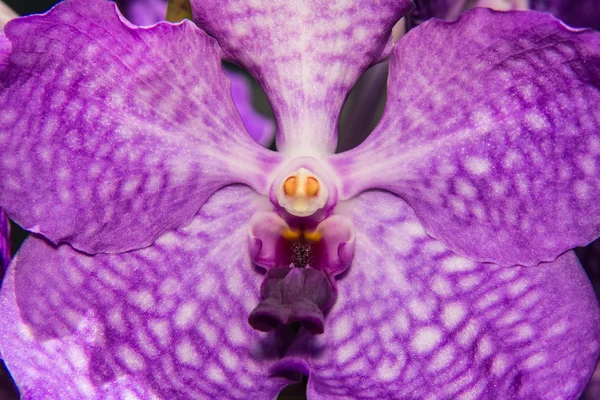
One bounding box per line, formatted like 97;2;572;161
1;0;600;398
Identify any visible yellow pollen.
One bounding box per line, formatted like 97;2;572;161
304;230;322;242
283;176;298;196
282;228;301;241
305;177;319;197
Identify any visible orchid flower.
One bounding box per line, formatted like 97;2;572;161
1;0;600;398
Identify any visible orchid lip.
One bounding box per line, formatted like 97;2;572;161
248;212;355;334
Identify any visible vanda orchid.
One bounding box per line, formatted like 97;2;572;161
0;0;600;399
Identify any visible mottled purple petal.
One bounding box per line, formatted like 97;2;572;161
530;0;600;30
328;9;600;266
280;191;600;399
0;186;295;399
226;70;276;147
119;0;167;26
0;0;282;254
190;0;414;155
0;208;9;281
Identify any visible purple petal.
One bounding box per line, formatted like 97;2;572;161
0;0;282;254
226;70;276;147
530;0;600;30
190;0;414;155
0;208;9;281
0;185;295;399
328;9;600;266
119;0;167;26
279;191;600;398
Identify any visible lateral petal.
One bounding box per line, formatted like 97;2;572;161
282;191;600;399
0;0;282;254
328;9;600;266
0;186;294;399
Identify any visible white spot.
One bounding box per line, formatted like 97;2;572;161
118;345;145;372
456;178;477;199
129;290;155;311
525;110;549;131
465;157;491;175
219;348;239;370
176;340;200;366
491;354;508;376
198;322;217;346
476;335;494;359
429;345;455;371
442;256;476;272
207;364;226;384
333;315;353;342
408;299;433;321
411;327;442;354
522;352;546;369
336;341;359;364
472;110;493;132
68;346;87;370
457;320;479;347
431;275;453;297
376;354;405;381
149;319;170;347
442;302;467;330
175;302;198;329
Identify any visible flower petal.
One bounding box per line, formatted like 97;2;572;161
0;185;295;399
328;9;600;266
281;191;600;399
0;0;282;254
189;0;414;155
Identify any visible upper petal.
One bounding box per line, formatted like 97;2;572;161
0;185;294;399
190;0;415;156
0;0;282;254
282;191;600;399
328;9;600;266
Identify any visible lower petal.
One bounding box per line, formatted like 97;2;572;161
282;191;600;399
0;186;294;399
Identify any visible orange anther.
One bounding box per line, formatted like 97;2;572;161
305;177;319;197
283;176;297;196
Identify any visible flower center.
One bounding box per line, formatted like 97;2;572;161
276;168;328;217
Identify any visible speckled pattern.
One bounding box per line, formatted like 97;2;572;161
0;186;296;399
280;191;600;399
190;0;414;155
0;0;282;255
0;209;9;281
328;9;600;267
